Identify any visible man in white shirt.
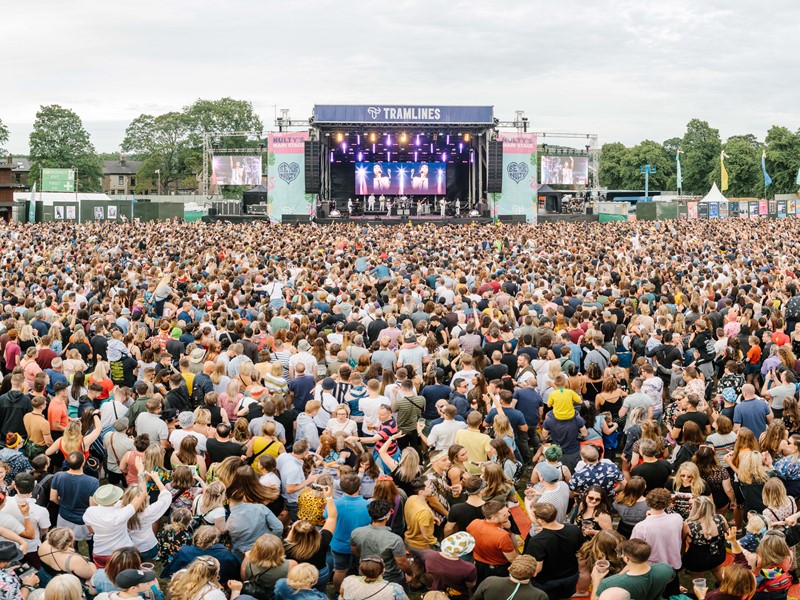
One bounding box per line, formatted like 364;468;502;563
135;398;169;448
83;484;148;563
420;404;467;452
360;379;388;436
99;388;129;430
451;356;480;392
4;473;50;559
169;411;208;454
289;340;318;379
313;378;340;431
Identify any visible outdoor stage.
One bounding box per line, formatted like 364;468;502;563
203;211;596;226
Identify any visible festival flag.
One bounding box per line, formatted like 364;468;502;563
762;150;772;187
676;150;683;191
720;151;729;192
796;165;800;187
27;182;36;223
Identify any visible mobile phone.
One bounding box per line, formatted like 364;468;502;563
18;567;35;580
310;483;327;492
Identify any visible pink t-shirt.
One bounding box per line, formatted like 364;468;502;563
631;511;684;569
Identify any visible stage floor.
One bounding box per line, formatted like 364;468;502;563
204;211;598;225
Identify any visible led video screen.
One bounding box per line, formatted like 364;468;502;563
355;162;446;195
211;155;263;186
541;156;589;185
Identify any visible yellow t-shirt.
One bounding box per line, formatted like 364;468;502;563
455;429;492;475
547;387;582;420
404;495;436;549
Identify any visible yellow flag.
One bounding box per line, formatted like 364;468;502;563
720;151;729;192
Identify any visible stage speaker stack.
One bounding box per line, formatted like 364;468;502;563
304;141;321;193
487;140;503;193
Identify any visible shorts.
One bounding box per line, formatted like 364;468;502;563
745;362;761;375
57;516;91;541
332;551;354;572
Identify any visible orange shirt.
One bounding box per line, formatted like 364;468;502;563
466;519;514;565
48;400;69;432
747;345;762;364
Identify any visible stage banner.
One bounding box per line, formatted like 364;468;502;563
788;199;795;216
778;200;787;218
708;202;719;218
267;132;311;222
313;104;493;125
698;203;709;219
728;201;738;217
759;200;768;215
494;133;538;223
719;202;729;219
768;200;777;216
688;202;698;219
750;201;759;217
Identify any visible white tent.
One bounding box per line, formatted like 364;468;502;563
699;182;728;203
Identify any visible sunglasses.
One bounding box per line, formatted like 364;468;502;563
360;556;385;566
587;496;601;501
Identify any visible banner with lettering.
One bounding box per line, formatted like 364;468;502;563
494;133;538;223
267;132;310;222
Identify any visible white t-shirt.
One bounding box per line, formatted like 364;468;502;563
260;472;281;491
360;395;387;435
0;500;49;551
82;504;136;556
451;369;479;391
326;418;358;437
427;420;468;452
129;489;172;552
99;401;129;430
169;429;208;454
136;412;169;446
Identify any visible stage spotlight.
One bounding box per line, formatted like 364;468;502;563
446;135;450;145
430;143;434;153
414;151;418;161
386;134;392;146
372;143;376;153
357;152;363;161
464;133;471;142
470;150;475;163
441;152;448;162
369;132;376;142
329;151;334;163
356;134;361;145
415;134;421;146
336;132;343;143
387;151;391;161
458;143;463;153
341;142;347;152
400;132;407;144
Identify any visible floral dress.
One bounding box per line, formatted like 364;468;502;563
157;524;193;566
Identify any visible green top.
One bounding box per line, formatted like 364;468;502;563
596;563;675;600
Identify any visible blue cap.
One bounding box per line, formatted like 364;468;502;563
721;388;737;404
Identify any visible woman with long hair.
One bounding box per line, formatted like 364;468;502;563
575;529;625;596
612;476;648;538
726;528;793;599
594;376;626;420
672;421;706;471
121;473;171;560
356;451;381;499
239;534;296;599
682;496;728;581
782;397;800;436
692;445;737;514
672;461;712;519
169;555;231;600
480;462;516;504
491;415;520;461
245;420;286;473
762;477;797;525
339;555;406;600
37;527;97;587
284;485;337;592
87;546;140;595
628;419;664;469
193;480;227;532
372;476;407;537
759;421;789;460
702;563;756;600
570;485;613;541
87;361;114;401
490;438;518;481
45;414;102;463
377;446;421;497
774;434;800;498
171;435;207;480
737;450;771;515
581;362;605;407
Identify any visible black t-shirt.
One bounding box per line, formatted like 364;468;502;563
483;364;508;382
630;460;673;492
674;411;709;439
206;439;245;464
525;524;583;581
447;501;485;533
110;356;138;389
91;335;108;362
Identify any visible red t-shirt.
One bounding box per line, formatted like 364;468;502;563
48;400;69;432
773;331;790;347
467;519;514;565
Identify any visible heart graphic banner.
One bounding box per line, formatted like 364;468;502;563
278;162;300;185
507;162;529;184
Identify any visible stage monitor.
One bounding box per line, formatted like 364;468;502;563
355;161;446;196
211;155;263;186
541;156;589;186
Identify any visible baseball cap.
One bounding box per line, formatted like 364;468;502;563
322;377;336;391
116;569;157;589
538;463;561;483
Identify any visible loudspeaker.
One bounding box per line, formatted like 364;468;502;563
487;140;503;193
305;141;321;193
207;207;218;217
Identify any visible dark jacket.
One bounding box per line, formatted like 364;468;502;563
449;390;470;419
166;384;192;413
192;373;214;406
0;390;32;437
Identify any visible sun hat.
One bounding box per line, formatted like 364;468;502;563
93;484;123;506
440;532;475;558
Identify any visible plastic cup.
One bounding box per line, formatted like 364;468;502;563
141;562;155;571
417;418;427;425
693;578;707;599
595;559;610;572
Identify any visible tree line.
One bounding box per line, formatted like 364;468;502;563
599;119;800;197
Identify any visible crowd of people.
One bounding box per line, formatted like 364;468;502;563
0;217;798;599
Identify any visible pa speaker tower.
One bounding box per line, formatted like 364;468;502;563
487;141;503;193
304;141;321;193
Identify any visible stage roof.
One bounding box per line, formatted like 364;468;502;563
312;104;494;127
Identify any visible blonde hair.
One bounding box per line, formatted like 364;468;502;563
142;444;165;472
60;421;84;455
482;462;512;500
672;462;706;497
168;556;222;599
762;478;789;517
198;481;226;514
285;520;321;562
492;414;514;439
395;447;420;482
248;533;285;569
286;562;319;590
92;361;109;381
738;450;770;485
758;532;792;568
120;484;148;530
44;574;84;600
193;407;211;426
686;496;718;538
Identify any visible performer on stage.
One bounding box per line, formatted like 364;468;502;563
454;198;461;217
367;194;375;211
379;194;386;212
347;198;353;216
373;164;390;191
386;197;393;217
439;198;446;217
411;163;429;190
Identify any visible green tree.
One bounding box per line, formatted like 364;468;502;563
621;140;674;191
765;126;800;194
680;119;722;194
122;112;191;194
710;137;761;197
28;105;102;192
598;142;629;189
0;118;8;154
183;97;264;147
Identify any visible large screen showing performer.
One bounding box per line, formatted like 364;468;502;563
355;162;446;196
540;156;589;186
211;155;263;186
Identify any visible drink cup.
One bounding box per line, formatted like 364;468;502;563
595;559;610;573
141;562;155;571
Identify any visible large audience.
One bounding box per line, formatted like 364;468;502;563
0;217;799;599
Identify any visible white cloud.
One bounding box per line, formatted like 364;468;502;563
3;0;800;153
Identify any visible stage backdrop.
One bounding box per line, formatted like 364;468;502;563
495;133;538;223
267;132;311;221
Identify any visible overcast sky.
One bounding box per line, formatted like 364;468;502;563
3;0;799;154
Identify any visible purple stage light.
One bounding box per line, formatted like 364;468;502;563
458;142;463;153
416;134;421;146
414;152;418;161
430;143;434;152
470;150;475;163
387;151;391;161
442;152;448;162
341;142;347;152
357;152;363;161
386;134;391;146
446;135;450;144
356;134;361;145
372;143;376;153
329;151;334;163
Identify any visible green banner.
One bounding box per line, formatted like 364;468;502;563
267;132;310;222
41;168;75;192
494;133;538;223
